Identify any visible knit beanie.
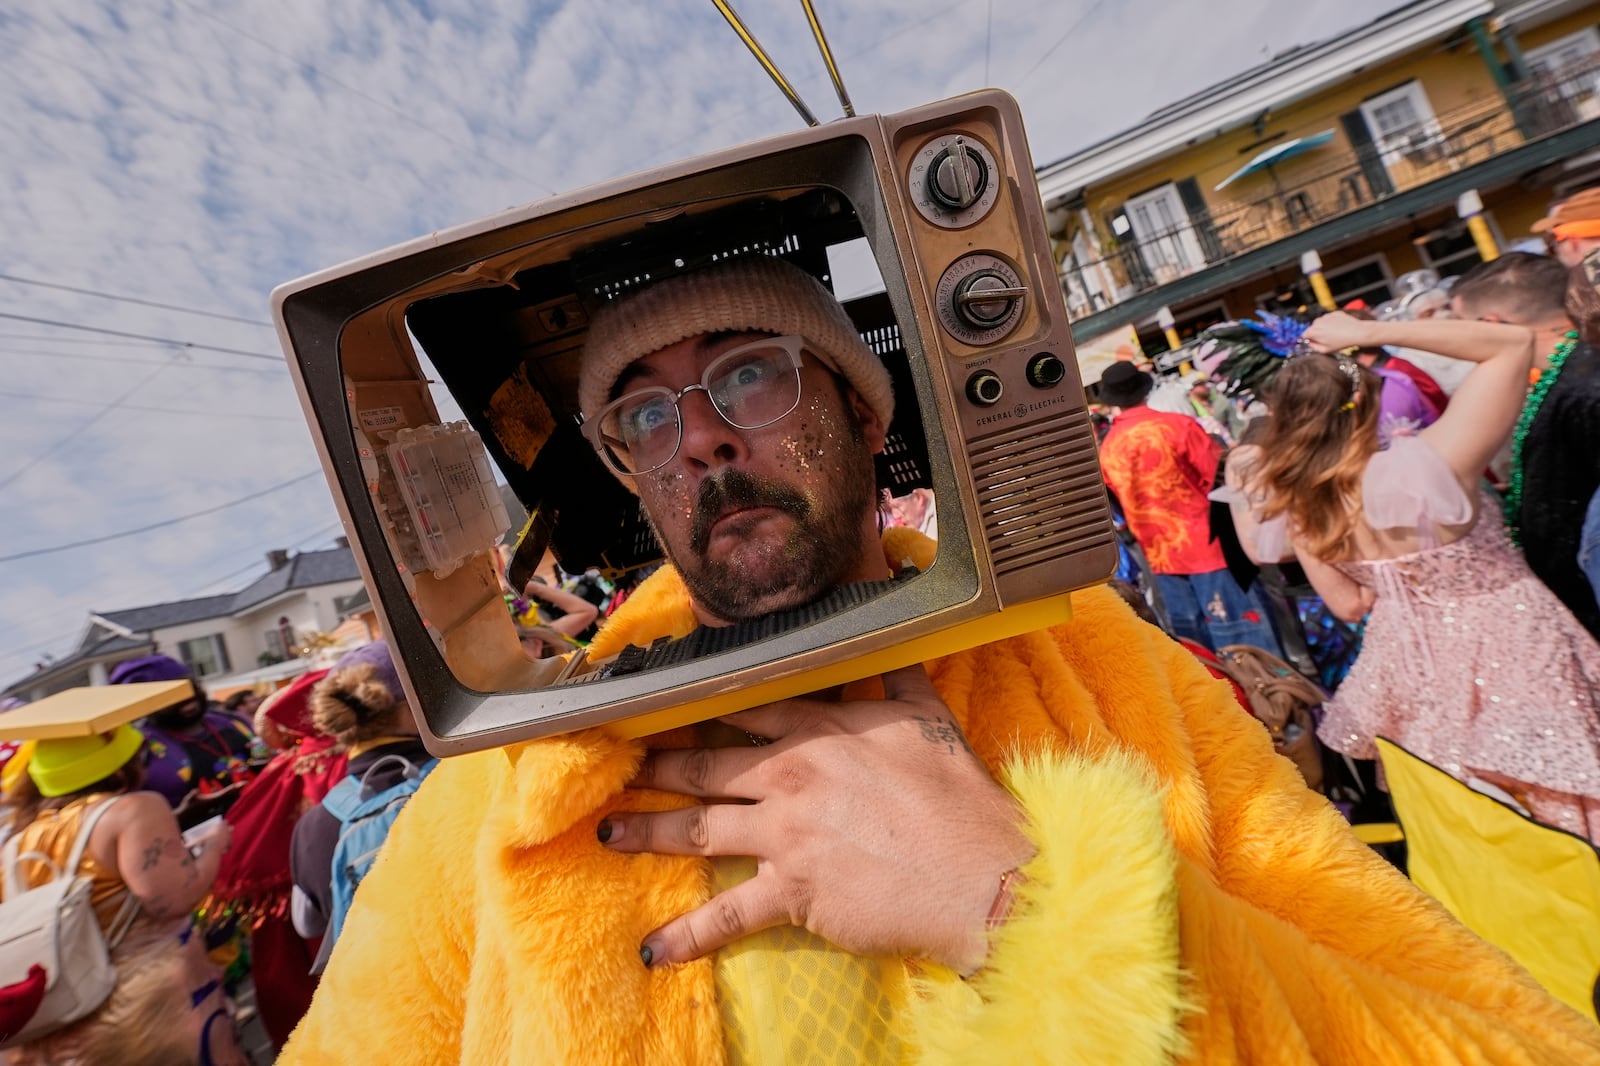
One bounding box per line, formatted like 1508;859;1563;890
577;256;894;431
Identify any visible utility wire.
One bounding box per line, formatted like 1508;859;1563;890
0;471;323;564
0;312;281;361
182;522;345;597
984;0;994;85
0;273;272;328
0;348;285;375
1017;0;1109;83
0;388;301;423
0;362;173;491
0;522;344;674
0;334;199;349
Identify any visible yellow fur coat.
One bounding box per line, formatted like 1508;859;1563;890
283;535;1600;1064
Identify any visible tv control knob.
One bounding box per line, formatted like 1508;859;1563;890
954;270;1028;329
935;253;1026;346
965;370;1004;407
909;135;1001;228
1026;352;1067;388
927;137;990;211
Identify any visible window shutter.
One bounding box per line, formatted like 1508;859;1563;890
1104;209;1155;290
1175;178;1225;263
1339;110;1395;198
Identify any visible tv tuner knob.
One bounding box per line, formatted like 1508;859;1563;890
908;134;1000;228
935;253;1027;346
927;137;989;211
955;271;1028;328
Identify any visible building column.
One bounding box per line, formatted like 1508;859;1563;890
1300;251;1338;311
88;660;108;686
1458;190;1500;263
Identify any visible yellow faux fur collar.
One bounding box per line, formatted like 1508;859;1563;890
284;529;1600;1065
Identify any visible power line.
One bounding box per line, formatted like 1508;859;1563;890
0;388;301;423
0;471;323;564
0;312;282;362
0;522;344;673
0;362;173;491
0;348;286;375
1017;0;1110;83
0;273;272;328
0;333;195;349
182;522;346;597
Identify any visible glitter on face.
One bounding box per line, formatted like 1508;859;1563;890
632;358;880;623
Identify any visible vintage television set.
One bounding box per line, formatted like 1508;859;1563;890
272;84;1118;756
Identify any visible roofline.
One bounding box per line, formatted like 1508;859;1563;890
1495;0;1594;29
94;548;359;632
2;639;157;697
1064;118;1600;340
1036;0;1493;202
231;578;363;620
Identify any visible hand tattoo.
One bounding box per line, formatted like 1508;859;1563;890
913;716;972;756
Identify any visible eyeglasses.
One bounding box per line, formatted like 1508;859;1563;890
583;335;808;476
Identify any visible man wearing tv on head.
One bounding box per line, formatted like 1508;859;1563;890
281;256;1600;1064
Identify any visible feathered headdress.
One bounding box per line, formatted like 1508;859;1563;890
1190;310;1319;397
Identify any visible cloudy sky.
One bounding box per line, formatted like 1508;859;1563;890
0;0;1405;685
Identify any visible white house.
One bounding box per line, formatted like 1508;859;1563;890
3;547;369;702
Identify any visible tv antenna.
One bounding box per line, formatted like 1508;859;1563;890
708;0;857;127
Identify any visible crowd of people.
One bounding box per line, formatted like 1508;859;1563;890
2;195;1599;1064
1095;193;1600;846
0;637;433;1066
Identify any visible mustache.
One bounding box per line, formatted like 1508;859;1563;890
689;469;811;554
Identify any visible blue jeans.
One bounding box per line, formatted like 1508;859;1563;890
1155;570;1284;656
1582;486;1600;610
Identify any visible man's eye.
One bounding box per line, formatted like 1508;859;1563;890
620;397;674;438
716;357;778;397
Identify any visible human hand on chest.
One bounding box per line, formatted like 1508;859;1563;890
598;665;1034;975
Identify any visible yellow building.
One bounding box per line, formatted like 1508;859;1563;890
1037;0;1600;373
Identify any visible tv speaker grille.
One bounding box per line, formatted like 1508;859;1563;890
969;408;1107;576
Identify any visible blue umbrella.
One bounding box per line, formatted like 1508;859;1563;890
1214;130;1337;191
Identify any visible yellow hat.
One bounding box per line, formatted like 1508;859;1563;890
26;725;145;798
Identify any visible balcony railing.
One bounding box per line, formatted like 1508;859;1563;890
1059;55;1600;320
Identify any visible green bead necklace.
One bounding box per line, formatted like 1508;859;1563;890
1504;329;1581;546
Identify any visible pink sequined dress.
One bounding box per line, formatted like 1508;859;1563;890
1316;437;1600;843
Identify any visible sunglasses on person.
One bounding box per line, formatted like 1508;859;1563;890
583;335;810;477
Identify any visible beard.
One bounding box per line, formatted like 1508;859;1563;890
151;697;207;732
656;453;879;624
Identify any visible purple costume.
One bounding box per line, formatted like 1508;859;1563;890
109;655;259;808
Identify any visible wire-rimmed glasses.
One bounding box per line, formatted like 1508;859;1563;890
583;335;809;476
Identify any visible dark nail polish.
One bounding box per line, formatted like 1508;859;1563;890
640;944;654;968
597;820;614;844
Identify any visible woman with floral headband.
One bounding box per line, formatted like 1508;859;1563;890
1244;311;1600;842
